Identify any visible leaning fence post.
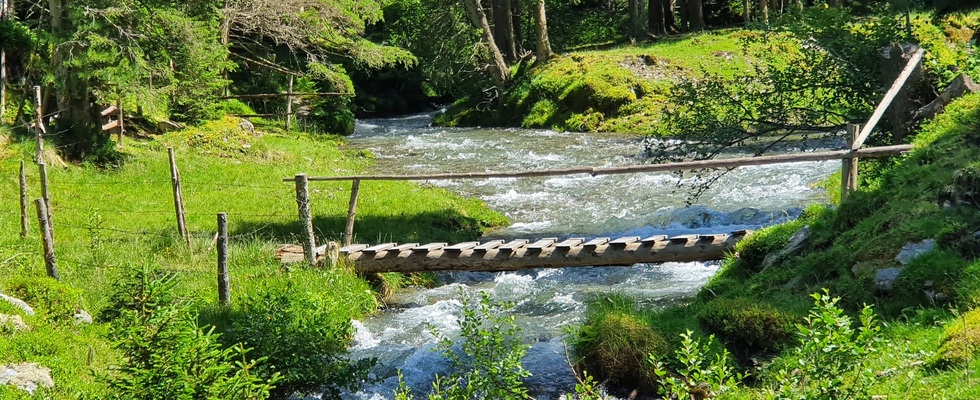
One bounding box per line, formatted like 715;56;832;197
216;212;230;306
168;147;190;246
344;179;361;247
841;123;860;199
37;162;53;240
35;199;59;280
294;173;316;263
19;160;29;239
116;86;124;147
33;86;45;164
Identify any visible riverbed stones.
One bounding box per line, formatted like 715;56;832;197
0;293;34;317
895;239;936;265
0;363;54;394
0;314;30;332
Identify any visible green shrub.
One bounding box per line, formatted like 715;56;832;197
731;221;805;273
697;298;794;360
103;265;275;399
767;290;882;399
222;269;376;399
5;276;83;323
396;291;532;399
649;331;742;400
931;307;980;368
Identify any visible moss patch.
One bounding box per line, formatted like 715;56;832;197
933;308;980;368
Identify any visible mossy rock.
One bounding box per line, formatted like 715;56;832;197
4;276;83;324
932;308;980;368
577;312;668;391
698;298;795;361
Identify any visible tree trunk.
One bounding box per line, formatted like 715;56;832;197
628;0;642;42
512;0;524;54
663;0;676;33
463;0;510;85
687;0;703;31
534;0;552;65
743;0;750;23
49;0;62;32
758;0;768;24
1;0;7;121
492;0;517;62
648;0;666;36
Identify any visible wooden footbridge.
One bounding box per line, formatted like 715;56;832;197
276;230;749;273
275;48;925;274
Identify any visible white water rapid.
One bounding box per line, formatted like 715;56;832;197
341;112;838;399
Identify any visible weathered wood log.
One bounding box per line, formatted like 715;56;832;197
913;73;980;123
216;213;230;306
288;145;913;183
344;232;747;273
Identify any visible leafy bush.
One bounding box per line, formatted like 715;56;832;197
395;291;532;399
931;307;980;368
649;331;742;400
103;265;275;399
767;290;882;399
697;298;794;360
221;269;377;399
5;276;83;324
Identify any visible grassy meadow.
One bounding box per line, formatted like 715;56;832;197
0;118;507;398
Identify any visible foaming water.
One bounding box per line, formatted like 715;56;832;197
343;114;835;399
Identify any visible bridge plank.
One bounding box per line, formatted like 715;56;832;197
669;235;697;244
527;238;558;250
445;242;480;252
340;244;369;254
608;236;640;247
474;240;505;251
640;235;668;244
362;243;397;254
413;243;447;252
390;243;420;252
555;238;585;248
583;237;610;247
499;239;529;251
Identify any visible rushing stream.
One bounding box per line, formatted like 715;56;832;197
341;112;838;399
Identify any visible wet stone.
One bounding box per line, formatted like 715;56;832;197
875;267;903;292
895;239;936;265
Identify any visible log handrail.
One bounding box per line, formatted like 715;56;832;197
283;144;912;182
852;47;925;150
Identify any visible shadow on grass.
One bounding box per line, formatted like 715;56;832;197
231;208;492;245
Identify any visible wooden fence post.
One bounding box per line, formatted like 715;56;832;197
344;179;361;247
216;212;230;306
35;199;59;280
285;75;293;131
34;86;45;164
294;173;316;263
168;147;190;246
19;161;28;239
116;86;124;147
841;124;860;199
37;162;53;240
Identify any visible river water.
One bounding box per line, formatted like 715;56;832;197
342;113;837;399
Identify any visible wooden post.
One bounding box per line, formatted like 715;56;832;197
344;179;361;247
37;162;53;240
19;161;29;239
116;86;124;147
285;75;293;131
216;212;230;306
34;86;45;164
168;148;190;245
293;174;316;263
35;199;59;280
841;124;860;199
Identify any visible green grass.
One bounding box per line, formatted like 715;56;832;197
0;119;507;398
